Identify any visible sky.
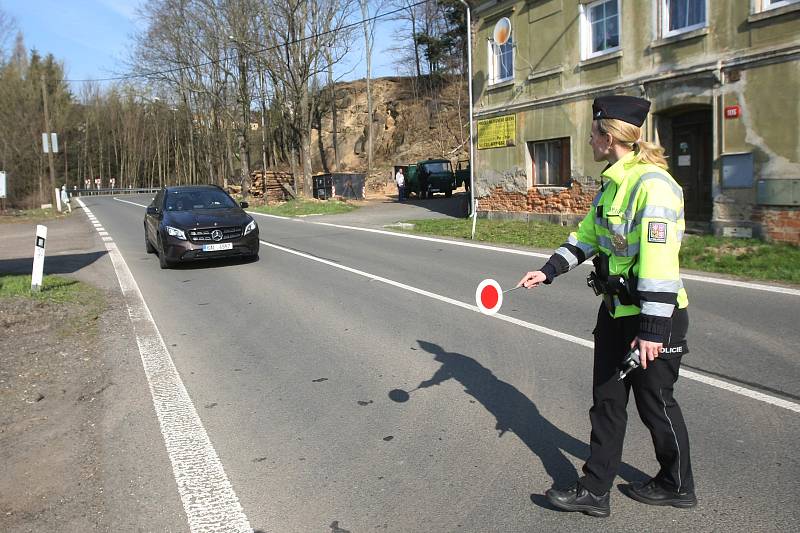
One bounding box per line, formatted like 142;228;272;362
3;0;401;91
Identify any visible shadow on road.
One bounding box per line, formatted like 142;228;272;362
153;254;261;270
0;251;108;276
395;340;648;506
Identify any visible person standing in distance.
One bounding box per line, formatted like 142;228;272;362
517;95;696;517
395;167;405;202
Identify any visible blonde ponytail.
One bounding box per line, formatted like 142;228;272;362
633;140;668;170
598;118;669;170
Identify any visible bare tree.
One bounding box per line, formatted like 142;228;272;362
359;0;375;180
258;0;354;196
0;8;17;63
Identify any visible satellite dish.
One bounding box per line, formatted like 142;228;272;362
493;17;512;45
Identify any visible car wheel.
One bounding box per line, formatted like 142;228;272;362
158;236;172;269
145;227;156;254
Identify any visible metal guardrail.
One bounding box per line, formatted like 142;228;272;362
69;187;161;197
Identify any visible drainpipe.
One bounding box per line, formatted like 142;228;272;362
458;0;477;238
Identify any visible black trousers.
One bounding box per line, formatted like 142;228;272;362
579;305;694;495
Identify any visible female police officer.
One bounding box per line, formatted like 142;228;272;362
517;95;696;517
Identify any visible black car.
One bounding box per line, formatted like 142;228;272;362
144;185;259;269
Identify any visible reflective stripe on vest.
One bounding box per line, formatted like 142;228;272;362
571;163;688;318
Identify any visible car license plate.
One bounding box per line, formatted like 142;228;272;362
202;243;233;252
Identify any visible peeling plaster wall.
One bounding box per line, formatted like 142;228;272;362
723;64;800;180
716;61;800;242
472;0;800;243
476;166;527;197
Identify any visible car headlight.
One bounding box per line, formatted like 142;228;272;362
165;225;187;240
243;219;257;236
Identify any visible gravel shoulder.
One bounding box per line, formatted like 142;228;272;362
0;213;186;532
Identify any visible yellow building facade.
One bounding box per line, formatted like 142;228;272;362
472;0;800;243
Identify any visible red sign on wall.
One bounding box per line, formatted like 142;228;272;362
724;105;741;119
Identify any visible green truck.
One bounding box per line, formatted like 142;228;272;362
393;158;457;199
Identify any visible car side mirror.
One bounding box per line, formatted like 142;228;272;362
146;206;159;216
240;201;249;209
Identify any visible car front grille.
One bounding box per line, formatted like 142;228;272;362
187;226;243;243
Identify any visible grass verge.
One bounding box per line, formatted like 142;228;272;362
400;218;800;285
679;235;800;284
0;274;105;335
249;198;358;217
404;218;575;250
0;207;74;224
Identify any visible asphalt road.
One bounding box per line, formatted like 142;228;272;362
79;193;799;532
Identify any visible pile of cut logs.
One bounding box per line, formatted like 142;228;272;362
227;170;295;201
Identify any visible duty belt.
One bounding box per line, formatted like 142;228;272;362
586;256;639;314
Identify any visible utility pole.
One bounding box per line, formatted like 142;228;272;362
458;0;476;235
40;73;57;205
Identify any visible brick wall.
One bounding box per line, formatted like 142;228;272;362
478;180;598;216
752;206;800;245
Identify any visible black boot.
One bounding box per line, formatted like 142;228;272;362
620;479;697;508
545;482;610;517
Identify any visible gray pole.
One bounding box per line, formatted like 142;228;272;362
458;0;476;238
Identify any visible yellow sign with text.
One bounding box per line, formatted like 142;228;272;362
477;114;516;150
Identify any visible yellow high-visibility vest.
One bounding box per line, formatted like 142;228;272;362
556;151;688;322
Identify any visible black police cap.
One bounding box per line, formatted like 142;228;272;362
592;95;651;127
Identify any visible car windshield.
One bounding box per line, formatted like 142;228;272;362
422;162;451;173
165;189;237;211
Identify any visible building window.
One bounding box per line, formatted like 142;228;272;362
488;37;514;85
580;0;620;60
661;0;706;37
758;0;800;10
527;138;571;186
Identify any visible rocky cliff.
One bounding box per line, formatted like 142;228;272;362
310;76;470;185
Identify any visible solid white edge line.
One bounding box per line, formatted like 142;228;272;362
679;272;800;296
108;202;799;296
251;211;551;258
78;198;252;532
261;238;800;414
111;199;798;296
680;370;800;413
114;197;149;208
250;211;800;296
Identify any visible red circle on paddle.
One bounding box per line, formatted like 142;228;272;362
475;279;503;315
480;284;499;309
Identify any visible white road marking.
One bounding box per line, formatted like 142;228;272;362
261;239;800;414
252;212;800;296
78;199;252;532
252;212;550;259
102;236;113;242
679;369;799;413
680;272;800;296
115;200;797;296
98;231;108;236
114;197;148;208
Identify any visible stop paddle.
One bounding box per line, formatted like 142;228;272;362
475;279;523;315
